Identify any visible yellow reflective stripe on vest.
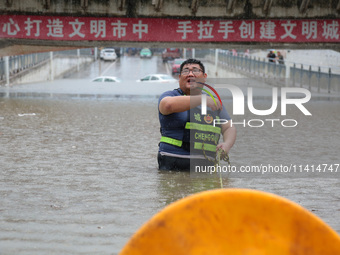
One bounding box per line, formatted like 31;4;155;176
185;122;221;134
160;136;182;147
194;142;217;152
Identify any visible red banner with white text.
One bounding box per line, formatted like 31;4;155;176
1;15;339;43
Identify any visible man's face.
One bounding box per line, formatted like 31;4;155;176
178;63;207;95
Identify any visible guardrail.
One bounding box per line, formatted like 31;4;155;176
0;48;94;85
204;49;340;94
0;53;50;81
290;64;338;93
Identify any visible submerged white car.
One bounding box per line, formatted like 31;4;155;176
101;49;117;61
136;74;177;83
91;76;121;82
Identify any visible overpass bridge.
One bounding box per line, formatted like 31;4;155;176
1;0;340;56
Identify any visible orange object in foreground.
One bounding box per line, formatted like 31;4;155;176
120;189;340;255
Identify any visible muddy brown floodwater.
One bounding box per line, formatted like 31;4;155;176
0;97;339;254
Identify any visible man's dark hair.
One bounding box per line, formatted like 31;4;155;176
180;58;205;74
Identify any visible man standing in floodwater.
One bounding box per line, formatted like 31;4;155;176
157;58;236;171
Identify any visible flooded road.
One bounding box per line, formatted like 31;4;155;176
66;54;169;81
0;55;340;254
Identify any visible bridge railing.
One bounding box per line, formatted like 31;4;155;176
0;53;50;80
56;48;94;56
0;49;94;85
203;49;340;94
290;64;339;93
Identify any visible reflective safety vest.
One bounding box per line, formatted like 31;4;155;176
160;107;222;158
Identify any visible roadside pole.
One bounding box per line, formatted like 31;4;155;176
215;49;219;76
5;56;9;86
94;48;98;60
77;49;80;72
50;52;54;81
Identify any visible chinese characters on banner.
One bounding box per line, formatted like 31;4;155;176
1;15;339;42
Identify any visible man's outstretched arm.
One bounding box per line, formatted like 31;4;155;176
159;95;222;115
